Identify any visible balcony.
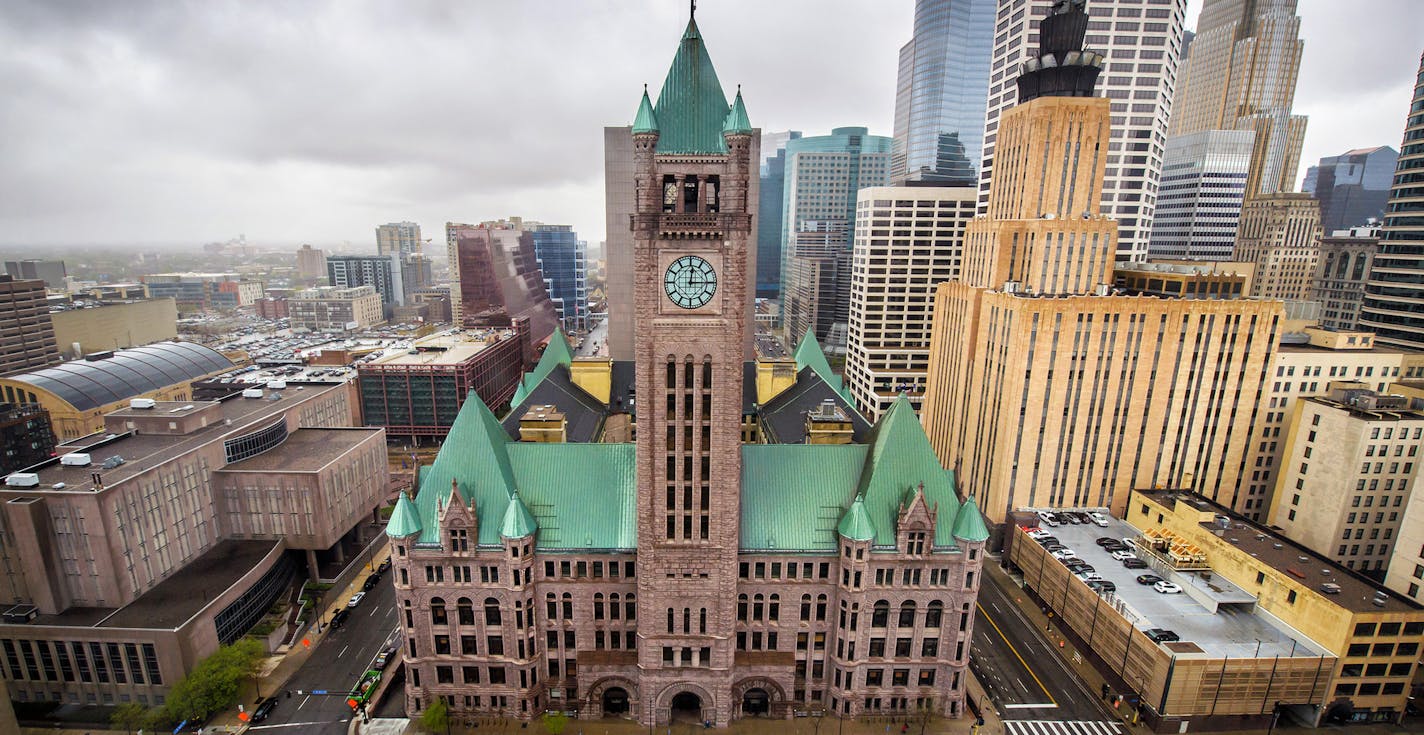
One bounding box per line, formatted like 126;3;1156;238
632;213;753;240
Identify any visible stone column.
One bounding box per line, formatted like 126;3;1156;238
674;175;687;213
305;549;320;581
696;175;708;213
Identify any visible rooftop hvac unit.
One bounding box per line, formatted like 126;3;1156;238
59;453;91;467
129;398;156;409
4;473;39;488
267;380;287;389
242;388;264;399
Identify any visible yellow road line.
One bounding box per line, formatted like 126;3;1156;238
976;602;1057;705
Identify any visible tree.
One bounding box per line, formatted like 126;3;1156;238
420;696;451;735
110;702;148;735
164;638;266;723
543;710;569;735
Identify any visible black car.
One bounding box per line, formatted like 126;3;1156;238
330;608;350;629
252;697;278;723
1034;535;1059;546
377;558;391;574
1136;574;1163;586
362;575;379;591
1122;558;1149;569
1094;537;1118;547
1087;580;1117;593
1145;628;1180;643
1043;543;1067;553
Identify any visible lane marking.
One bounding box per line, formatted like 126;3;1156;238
337;645;349;659
976;602;1056;705
297;695;309;710
247;720;350;730
1002;704;1059;710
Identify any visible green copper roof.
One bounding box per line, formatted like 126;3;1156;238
837;494;876;542
633;87;659;134
722;88;752;134
952;496;990;543
856;394;961;549
652;19;730;154
512;328;574;410
741;444;869;552
794;329;852;402
411;390;516;545
386;492;422;539
499;490;538;539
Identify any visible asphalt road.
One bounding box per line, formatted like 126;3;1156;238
971;563;1112;722
246;570;400;734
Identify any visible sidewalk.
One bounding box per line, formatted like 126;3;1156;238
382;713;995;735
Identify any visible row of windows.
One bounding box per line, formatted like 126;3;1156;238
0;640;162;686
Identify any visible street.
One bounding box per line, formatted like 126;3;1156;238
247;569;400;734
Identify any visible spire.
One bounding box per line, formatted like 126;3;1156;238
633;85;659;134
499;490;538;540
722;86;752;135
952;495;990;543
837;494;876;542
651;12;730;154
386;492;423;539
794;328;852;402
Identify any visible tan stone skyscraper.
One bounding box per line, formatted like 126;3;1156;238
1233;193;1321;300
1169;0;1307;196
922;1;1282;523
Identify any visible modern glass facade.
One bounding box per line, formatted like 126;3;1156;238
756;132;801;299
891;0;995;184
528;225;588;332
326;255;404;308
1304;146;1399;234
1147;129;1255;260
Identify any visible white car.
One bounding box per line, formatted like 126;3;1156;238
1027;528;1053;539
1153;581;1182;594
1037;511;1061;527
1111;550;1138;561
1089;512;1111;527
1076;572;1104;582
347;592;367;608
1050;549;1078;560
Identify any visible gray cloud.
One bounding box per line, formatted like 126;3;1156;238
0;1;1416;249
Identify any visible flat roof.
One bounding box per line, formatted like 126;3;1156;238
1031;515;1329;658
1276;342;1416;356
219;428;380;472
368;330;517;367
1136;490;1419;613
99;540;278;629
106;400;217;419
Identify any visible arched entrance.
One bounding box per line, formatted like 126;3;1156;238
671;692;702;723
741;688;770;716
602;687;630;716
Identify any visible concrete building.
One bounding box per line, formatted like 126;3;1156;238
780;221;852;354
296;244;326;280
288;285;384;332
922;1;1281;524
358;327;529;441
1145;129;1254;260
1313;228;1380;331
390;15;986;727
254;297;288;320
0;403;55;475
756;132;801;300
378;221;423;256
0;383;386;706
3;260;66;289
603;125;637;360
980;0;1188;261
401;253;435;303
326;254;404;309
1233;193;1321;301
844;186;975;419
411;287;453;324
448;224;560;360
528;225;589;332
0;276;59;376
1304;147;1398;234
1112;260;1250;298
143;273;263;311
48;298;179;359
1123;490;1424;725
1269;388;1424;580
1359;52;1424;352
892;0;995;184
1169;0;1307;198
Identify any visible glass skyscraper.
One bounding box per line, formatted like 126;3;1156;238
891;0;995;184
528;224;588;332
756;131;800;299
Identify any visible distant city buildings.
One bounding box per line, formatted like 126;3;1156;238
756;131;801;299
0;276;59;376
400;253;435;304
2;260;66;289
1313;227;1380;331
296;244;326;280
1146;129;1254;260
1304;146;1398;234
446;223;559;360
288;285;384;331
780;220;852;353
48;298;179;359
143;273;264;311
376;221;423;255
602;129;636;360
891;0;994;184
326;254;404;310
1360;52;1424;351
1233;193;1321;301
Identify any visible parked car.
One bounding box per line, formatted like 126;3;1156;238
1050;549;1078;560
330;608;350;629
374;643;399;669
1061;512;1083;525
1027;528;1053;540
1071;512;1094;524
362;575;379;591
1153;581;1183;594
1122;558;1149;570
1066;563;1095;575
1102;541;1128;553
1076;571;1104;582
377;558;391;574
252;697;278;723
1095;537;1119;547
1037;511;1061;527
1035;535;1060;546
1136;574;1163;586
347;592;366;608
1043;543;1067;553
1111;550;1138;561
1145;628;1180;643
1089;512;1111;527
1087;580;1117;593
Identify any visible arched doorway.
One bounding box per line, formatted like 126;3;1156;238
742;688;769;716
602;687;630;716
670;692;702;723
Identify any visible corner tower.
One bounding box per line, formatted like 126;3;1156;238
630;11;759;727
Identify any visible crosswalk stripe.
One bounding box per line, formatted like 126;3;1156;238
1005;721;1122;735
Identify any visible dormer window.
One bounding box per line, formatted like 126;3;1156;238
906;532;927;556
449;529;469;552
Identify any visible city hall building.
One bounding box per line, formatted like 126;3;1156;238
388;11;987;727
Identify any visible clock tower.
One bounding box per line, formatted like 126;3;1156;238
629;13;758;727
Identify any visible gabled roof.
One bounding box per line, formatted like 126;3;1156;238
386;491;422;539
855;394;961;549
952;496;990;543
501;364;608;443
758;366;870;444
793;329;852;402
652;18;731;154
633;87;659;134
723;88;752;134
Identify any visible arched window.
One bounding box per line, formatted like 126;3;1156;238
1337;254;1350;279
871;600;890;628
1353;255;1367;280
898;601;917;628
683;607;691;634
610;593;621;620
738;594;749;622
684;358;695;390
430;597;447;626
562;592;573;619
594;593;605;620
800;594;812;621
546;593;558;620
457;597;474;626
925;601;943;628
753;594;765;622
484;597;501;626
769;594;780;621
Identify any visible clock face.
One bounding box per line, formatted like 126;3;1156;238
663;255;718;309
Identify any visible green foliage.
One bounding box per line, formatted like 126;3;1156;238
162;638;265;723
420;697;450;733
110;702;149;734
542;710;569;735
380;504;397;519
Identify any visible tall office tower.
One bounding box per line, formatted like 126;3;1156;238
296;244;326;280
922;0;1280;522
448;223;560;357
326;254;405;309
1145;129;1254;259
0;276;59;376
528;224;589;332
1232;193;1321;300
3;260;66;289
980;0;1187;262
781;221;853;352
778;128;891;344
400;252;435;302
1169;0;1306;198
892;0;995;184
376;221;423;255
755;131;801;299
845;186;975;419
1360;54;1424;351
1313;227;1379;331
604;129;637;360
1304;146;1399;234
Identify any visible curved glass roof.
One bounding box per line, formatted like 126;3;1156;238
6;342;234;411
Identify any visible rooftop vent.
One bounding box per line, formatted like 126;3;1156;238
1272;543;1283;549
59;453;91;467
1298;556;1309;563
1320;583;1342;595
129;398;156;410
3;473;39;488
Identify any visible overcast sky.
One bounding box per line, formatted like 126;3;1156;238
1;0;1420;251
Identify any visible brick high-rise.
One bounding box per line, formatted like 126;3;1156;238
389;10;986;727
